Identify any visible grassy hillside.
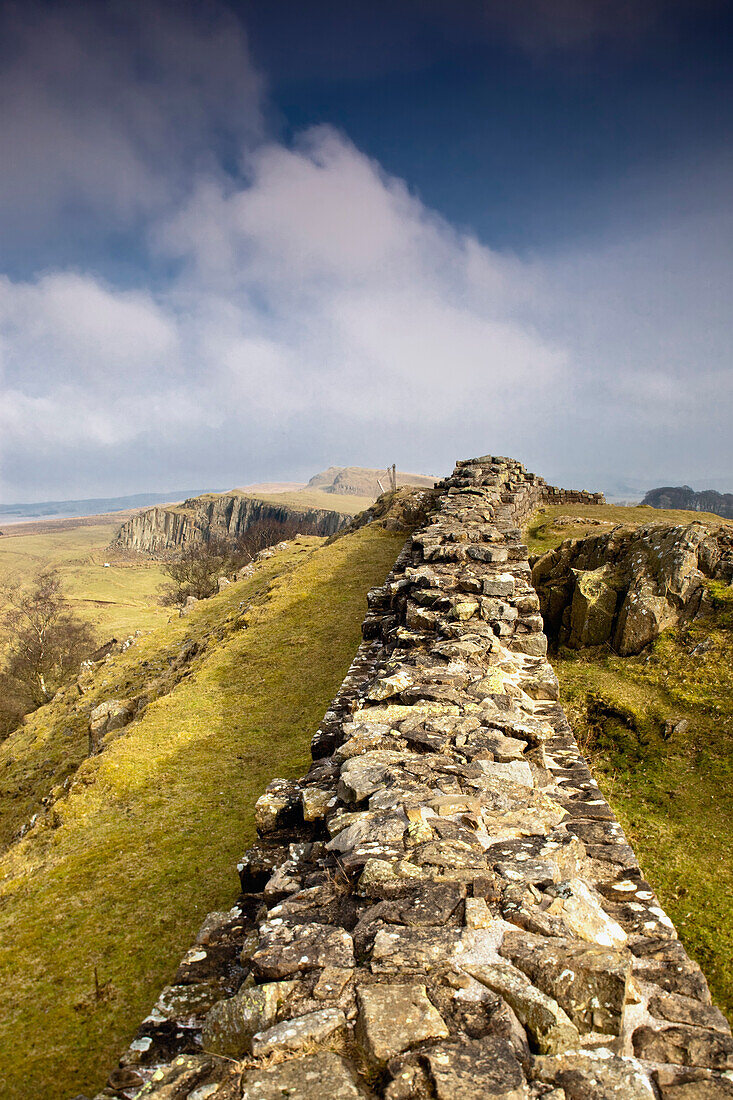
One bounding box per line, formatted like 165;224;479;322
164;488;376;517
0;520;168;636
0;523;405;1100
526;501;733;1020
527;501;733;557
247;488;375;515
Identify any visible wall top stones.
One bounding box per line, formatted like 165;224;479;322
93;457;729;1100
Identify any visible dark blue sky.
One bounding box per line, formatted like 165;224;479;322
1;0;732;500
241;0;733;249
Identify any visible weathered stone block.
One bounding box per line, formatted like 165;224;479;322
465;962;580;1054
500;929;632;1034
533;1050;655;1099
251;924;355;981
633;1025;733;1069
251;1006;347;1057
201;981;295;1058
241;1052;368;1099
355;983;449;1065
423;1036;528;1099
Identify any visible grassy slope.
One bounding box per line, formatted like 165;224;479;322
0;521;168;636
0;524;405;1100
247;489;375;514
527;502;733;557
527;503;733;1019
165;489;375;517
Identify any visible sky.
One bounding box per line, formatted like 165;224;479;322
1;0;732;501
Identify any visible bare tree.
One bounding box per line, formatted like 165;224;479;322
159;538;234;605
233;516;303;560
0;570;97;737
159;517;311;607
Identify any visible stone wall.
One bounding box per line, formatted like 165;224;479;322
92;457;730;1100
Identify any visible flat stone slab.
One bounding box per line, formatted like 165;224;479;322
533;1050;656;1099
251;1007;347;1057
241;1052;368;1099
356;983;449;1064
370;926;463;972
423;1037;529;1099
251;923;354;980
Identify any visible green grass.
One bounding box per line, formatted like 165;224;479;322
246;489;375;515
527;502;733;557
555;582;733;1019
0;523;405;1100
165;488;375;518
0;521;169;636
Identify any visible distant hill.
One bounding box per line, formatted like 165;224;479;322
306;465;436;497
110;490;360;554
641;485;733;520
0;491;205;525
111;467;436;554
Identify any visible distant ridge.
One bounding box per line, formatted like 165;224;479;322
0;491;206;524
642;484;733;520
306;465;436;497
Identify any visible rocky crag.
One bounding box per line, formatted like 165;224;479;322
642;487;733;521
306;467;438;498
533;523;733;654
110;495;352;554
93;458;730;1100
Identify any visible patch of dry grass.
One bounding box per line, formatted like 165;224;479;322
0;525;405;1099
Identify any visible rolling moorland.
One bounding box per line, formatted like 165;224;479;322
0;478;730;1097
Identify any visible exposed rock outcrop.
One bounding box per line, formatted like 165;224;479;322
110;494;351;554
533;523;733;654
642;485;733;520
93;457;729;1100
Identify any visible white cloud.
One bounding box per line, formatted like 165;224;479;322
0;125;573;495
0;0;730;500
0;273;178;389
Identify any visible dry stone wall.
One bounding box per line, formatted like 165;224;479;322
93;457;731;1100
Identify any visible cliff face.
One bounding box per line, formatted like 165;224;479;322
534;522;733;654
110;494;351;553
642;485;733;519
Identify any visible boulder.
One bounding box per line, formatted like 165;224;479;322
88;699;133;751
614;583;677;656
